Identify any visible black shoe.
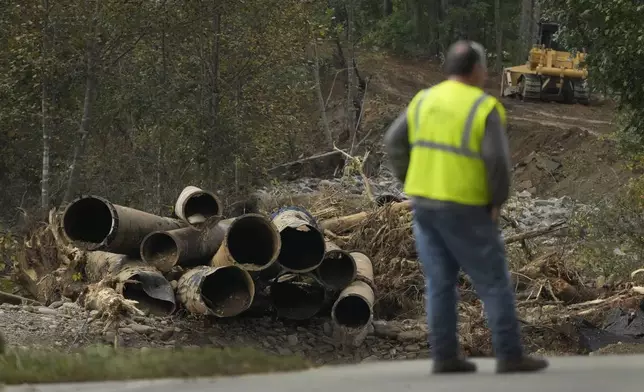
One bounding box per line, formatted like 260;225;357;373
496;355;549;374
432;358;477;374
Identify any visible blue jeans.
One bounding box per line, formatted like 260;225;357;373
412;204;523;360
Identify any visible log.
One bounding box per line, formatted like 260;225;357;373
319;200;411;233
504;221;567;244
0;290;40;306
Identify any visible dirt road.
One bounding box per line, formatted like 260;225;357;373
7;356;644;391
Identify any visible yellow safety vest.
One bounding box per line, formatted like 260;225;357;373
404;80;507;206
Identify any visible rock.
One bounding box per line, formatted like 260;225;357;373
129;323;155;334
277;347;293;356
323;322;333;337
518;180;533;190
158;328;175;341
536;156;561;172
49;301;64;309
397;330;425;342
36;307;58;315
60;302;81;312
404;344;421;352
118;327;135;334
518;190;532;198
372;321;401;338
286;334;299;346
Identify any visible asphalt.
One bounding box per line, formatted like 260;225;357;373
7;356;644;392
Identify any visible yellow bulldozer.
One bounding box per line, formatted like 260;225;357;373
500;22;589;105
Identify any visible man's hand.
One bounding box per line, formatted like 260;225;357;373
490;207;499;224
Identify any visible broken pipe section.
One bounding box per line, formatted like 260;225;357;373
316;240;357;291
177;265;255;317
271;207;325;273
174;186;223;227
62;195;185;257
84;251;176;315
331;251;375;329
141;213;279;273
270;272;326;320
140;226;223;273
211;214;281;272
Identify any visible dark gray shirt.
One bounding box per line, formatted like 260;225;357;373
383;104;511;209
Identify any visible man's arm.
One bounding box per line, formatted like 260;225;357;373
383;109;411;185
480;106;512;210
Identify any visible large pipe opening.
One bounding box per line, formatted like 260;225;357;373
270;274;326;320
140;232;179;268
175;187;223;226
318;250;356;291
62;196;114;247
332;295;372;328
278;225;325;272
184;193;220;222
122;274;176;316
226;215;280;269
202;266;253;317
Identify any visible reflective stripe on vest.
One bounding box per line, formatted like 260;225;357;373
411;91;490;159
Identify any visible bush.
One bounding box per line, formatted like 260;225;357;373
570;176;644;278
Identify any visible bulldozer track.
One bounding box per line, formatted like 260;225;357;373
573;80;590;105
521;74;542;101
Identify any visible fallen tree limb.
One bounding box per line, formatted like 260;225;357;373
504;221;567;244
319;200;411;232
268;151;342;172
0;290;40;306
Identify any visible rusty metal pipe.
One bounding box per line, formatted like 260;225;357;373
211;213;281;271
174;186;223;227
62;195;185;257
351;251;374;285
84;251;176;316
270;272;326;320
140;226;223;273
271;207;325;273
331;280;374;329
177;265;255;317
316;240;356;291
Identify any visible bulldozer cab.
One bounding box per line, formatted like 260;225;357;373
537;22;564;51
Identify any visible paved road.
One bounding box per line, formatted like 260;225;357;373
7;356;644;392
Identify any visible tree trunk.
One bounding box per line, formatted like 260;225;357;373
312;41;332;148
62;72;96;204
531;0;541;44
208;3;221;189
62;0;99;205
494;0;503;72
156;17;168;215
517;0;533;63
40;0;51;217
383;0;393;17
346;2;356;139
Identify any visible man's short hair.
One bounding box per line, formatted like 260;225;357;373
444;40;487;76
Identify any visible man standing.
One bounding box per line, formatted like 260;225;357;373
383;40;548;374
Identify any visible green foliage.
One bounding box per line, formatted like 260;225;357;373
0;345;311;384
543;0;644;152
569;176;644;278
0;0;317;219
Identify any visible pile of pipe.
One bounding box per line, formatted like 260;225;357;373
61;186;375;333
